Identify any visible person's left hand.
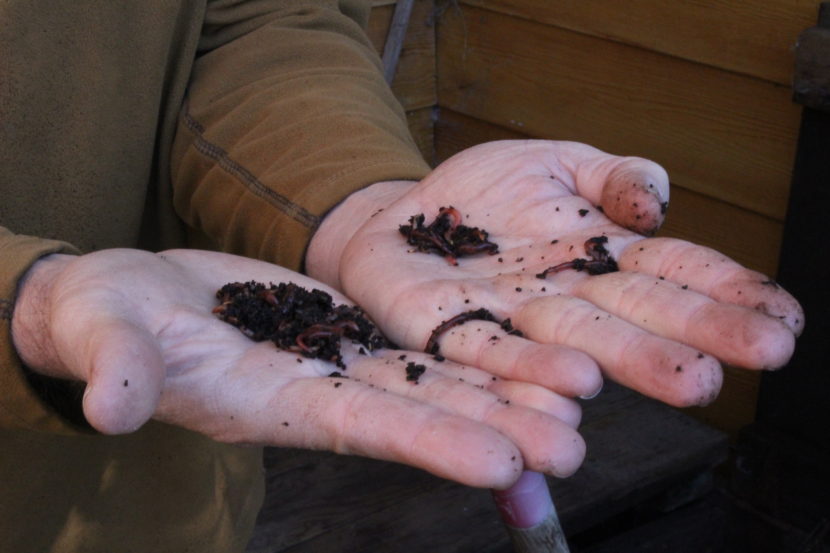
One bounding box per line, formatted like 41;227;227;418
307;140;803;408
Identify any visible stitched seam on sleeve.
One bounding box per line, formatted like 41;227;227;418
182;110;321;229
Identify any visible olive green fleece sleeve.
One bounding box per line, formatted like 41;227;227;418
171;0;431;271
0;227;83;433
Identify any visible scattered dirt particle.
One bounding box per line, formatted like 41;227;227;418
123;379;129;387
675;365;683;373
578;209;590;217
405;362;427;384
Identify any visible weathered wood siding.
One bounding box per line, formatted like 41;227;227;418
433;1;817;435
368;0;437;162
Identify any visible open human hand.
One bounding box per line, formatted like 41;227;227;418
308;140;803;408
11;248;585;488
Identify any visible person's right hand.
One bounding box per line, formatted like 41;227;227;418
11;248;584;489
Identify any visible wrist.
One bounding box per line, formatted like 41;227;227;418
306;180;416;289
11;253;75;377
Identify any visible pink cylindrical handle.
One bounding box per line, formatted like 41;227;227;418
492;470;555;529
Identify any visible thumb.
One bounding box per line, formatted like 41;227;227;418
599;158;670;235
77;317;165;434
569;146;670;235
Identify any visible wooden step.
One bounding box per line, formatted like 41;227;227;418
247;381;727;552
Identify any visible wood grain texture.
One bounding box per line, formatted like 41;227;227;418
457;0;818;86
406;105;436;164
368;0;437;111
436;5;801;221
248;382;727;552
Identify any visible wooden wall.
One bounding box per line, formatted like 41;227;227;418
372;0;818;436
368;0;437;162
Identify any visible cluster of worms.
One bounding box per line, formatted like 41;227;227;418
213;281;389;369
399;206;499;266
400;207;620;355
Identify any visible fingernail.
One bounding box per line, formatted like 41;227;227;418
579;382;603;400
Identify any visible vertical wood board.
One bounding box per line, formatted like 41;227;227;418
368;0;437;111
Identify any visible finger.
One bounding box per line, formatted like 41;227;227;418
619;237;804;334
570;271;795;370
374;350;583;428
552;143;670;235
513;294;723;407
426;319;603;399
157;340;528;488
487;380;583;429
259;377;527;489
342;356;585;478
67;317;166;434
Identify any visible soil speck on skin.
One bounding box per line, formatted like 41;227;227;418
578;209;589;217
123;380;128;387
213;281;390;370
675;365;683;373
405;362;427;384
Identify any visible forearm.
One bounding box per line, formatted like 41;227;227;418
171;1;429;271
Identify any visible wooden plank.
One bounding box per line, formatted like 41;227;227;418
576;493;726;553
248;383;726;552
406;106;435;165
368;0;437;111
436;6;801;220
460;0;817;86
